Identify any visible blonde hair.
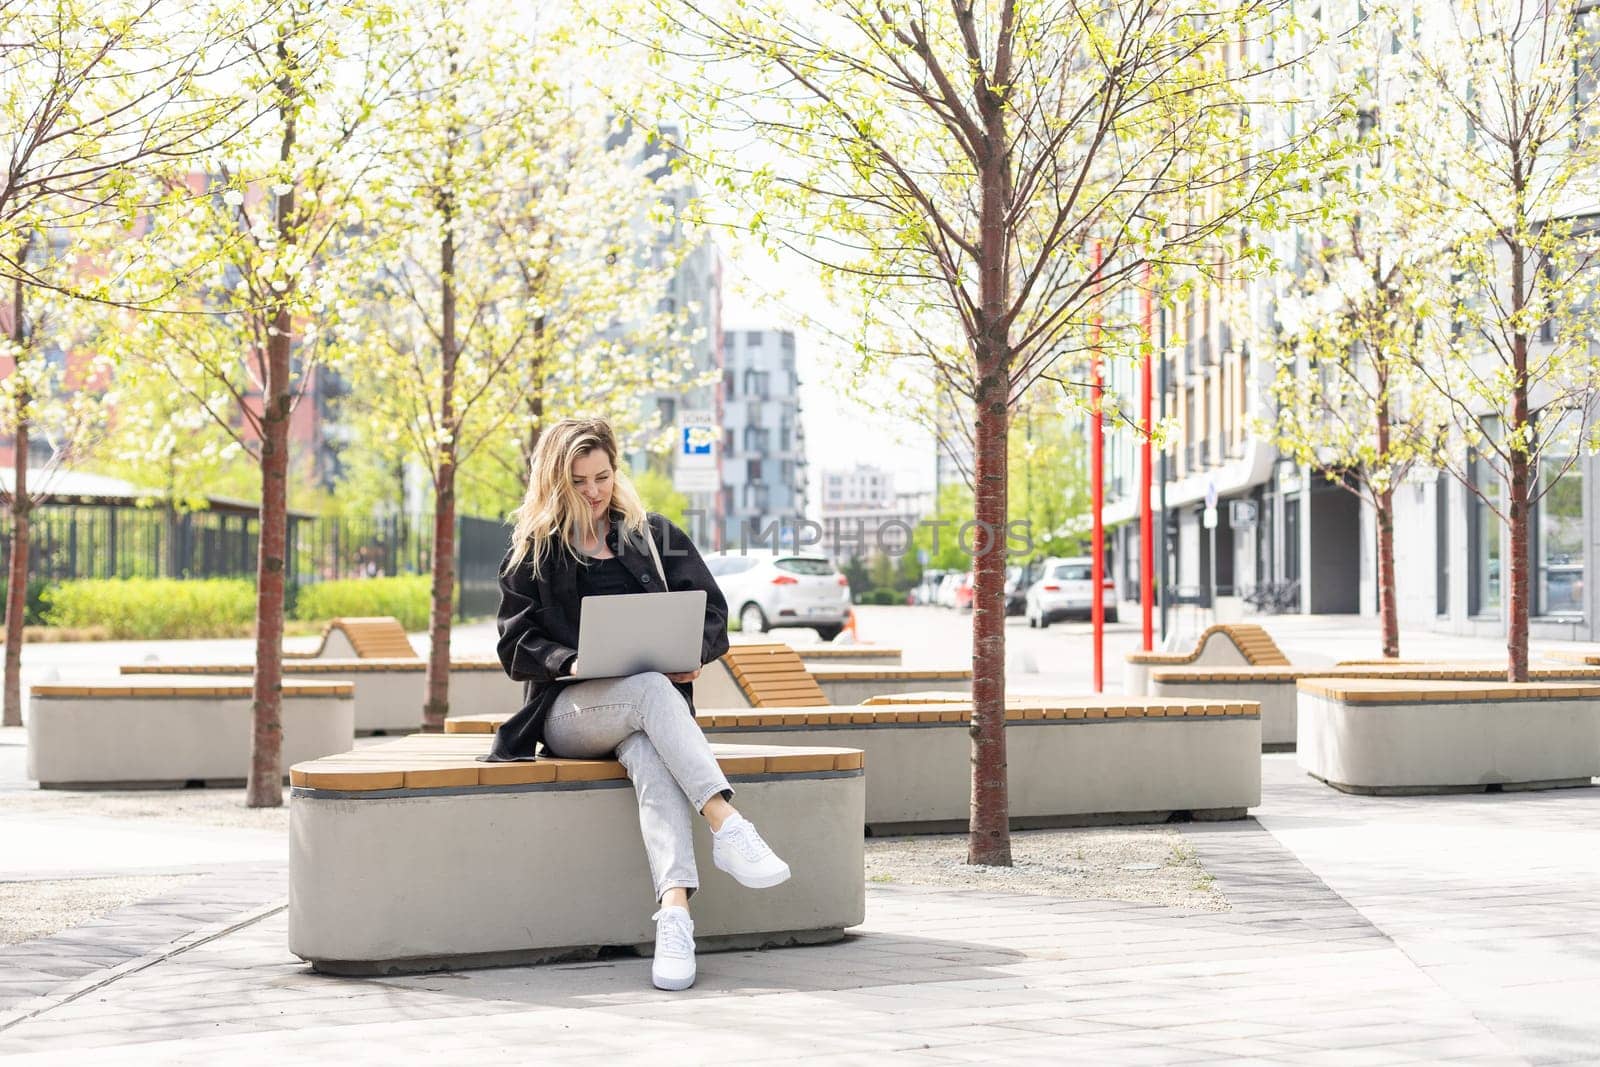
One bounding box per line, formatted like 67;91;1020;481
504;416;651;576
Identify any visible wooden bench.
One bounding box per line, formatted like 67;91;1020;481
286;617;418;660
1296;678;1600;795
695;643;971;708
288;735;865;975
1150;663;1600;750
1548;650;1600;667
792;645;903;666
28;677;354;788
121;658;519;735
1124;624;1290;696
448;695;1261;834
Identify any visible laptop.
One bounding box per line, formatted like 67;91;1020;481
574;590;707;679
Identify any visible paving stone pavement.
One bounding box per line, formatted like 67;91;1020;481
9;754;1600;1064
0;865;285;1017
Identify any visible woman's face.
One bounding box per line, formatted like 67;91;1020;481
570;448;614;522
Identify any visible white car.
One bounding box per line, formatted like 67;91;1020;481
1025;557;1119;627
704;550;852;641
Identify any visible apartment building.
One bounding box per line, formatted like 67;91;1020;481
817;464;927;562
719;328;808;550
1098;5;1596;643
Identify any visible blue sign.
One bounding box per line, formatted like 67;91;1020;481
682;426;716;456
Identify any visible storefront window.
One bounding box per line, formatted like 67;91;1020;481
1536;459;1584;616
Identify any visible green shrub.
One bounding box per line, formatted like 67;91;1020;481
291;575;432;631
861;588;901;606
0;577;55;626
41;578;256;639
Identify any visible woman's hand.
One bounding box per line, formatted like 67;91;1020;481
665;668;701;684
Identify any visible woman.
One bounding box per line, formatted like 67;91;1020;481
491;416;790;991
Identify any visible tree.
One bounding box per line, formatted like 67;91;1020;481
637;0;1333;863
96;0;398;804
339;4;707;729
1265;3;1446;660
0;0;251;726
1399;1;1600;681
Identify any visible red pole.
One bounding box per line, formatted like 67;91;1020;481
1140;266;1155;652
1091;243;1105;693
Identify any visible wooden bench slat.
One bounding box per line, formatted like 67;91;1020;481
291;739;868;793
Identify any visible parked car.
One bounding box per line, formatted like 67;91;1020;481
1004;564;1030;616
935;571;963;608
911;569;951;606
951;571;974;612
703;550;852;641
1025;557;1118;627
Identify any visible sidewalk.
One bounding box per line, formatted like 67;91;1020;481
3;757;1597;1062
3;614;1598;1062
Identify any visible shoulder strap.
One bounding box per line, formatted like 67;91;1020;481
642;518;668;589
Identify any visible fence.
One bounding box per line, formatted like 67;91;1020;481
0;505;510;620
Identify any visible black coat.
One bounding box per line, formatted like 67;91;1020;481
487;511;730;761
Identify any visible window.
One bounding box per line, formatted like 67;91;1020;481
1535;458;1584;616
746;331;764;346
1578;4;1599;129
1051;564;1092;581
775;557;833;576
1468;444;1502;616
1435;473;1450;616
1284;494;1301;583
747;458;762;483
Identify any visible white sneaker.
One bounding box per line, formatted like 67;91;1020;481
712;813;792;889
650;906;696;991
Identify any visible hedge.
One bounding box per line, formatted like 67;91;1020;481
41;578;257;640
290;575;432;632
35;574;435;639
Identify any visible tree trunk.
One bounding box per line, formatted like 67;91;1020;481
1373;390;1399;659
967;387;1011;865
1506;414;1531;683
423;191;458;732
3;422;26;726
247;49;297;808
1505;235;1530;684
1375;487;1399;659
966;70;1013;864
3;254;29;728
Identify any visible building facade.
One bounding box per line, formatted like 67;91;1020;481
1098;5;1597;644
719;328;808;551
817;464;926;563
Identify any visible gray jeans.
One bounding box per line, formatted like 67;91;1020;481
543;672;732;901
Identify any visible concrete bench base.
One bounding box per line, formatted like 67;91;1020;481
1152;664;1600;751
306;926;847;978
704;716;1259;833
28;678;354;788
447;696;1262;833
1306;773;1593;797
1297;679;1600;795
1123;624;1287;696
867;806;1249;836
289;739;865;975
1150;678;1297;749
124;660;521;735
